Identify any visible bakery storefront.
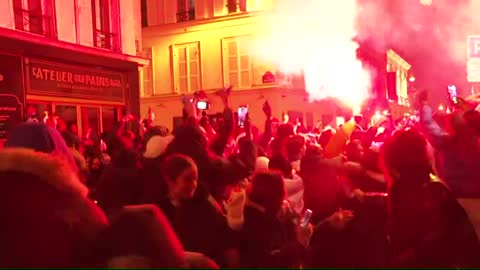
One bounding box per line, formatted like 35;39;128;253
25;58;127;137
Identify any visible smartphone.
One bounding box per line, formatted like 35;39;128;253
196;101;208;110
448;85;458;104
301;209;313;227
237;105;248;127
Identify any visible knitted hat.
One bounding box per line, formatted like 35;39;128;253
143;135;173;159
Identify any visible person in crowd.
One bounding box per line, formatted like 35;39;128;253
62;130;88;182
284;135;307;173
94;147;143;217
5;122;79;174
154;154;238;268
94;204;215;268
240;171;312;268
419;91;480;196
0;148;108;267
269;153;304;214
382;129;480;267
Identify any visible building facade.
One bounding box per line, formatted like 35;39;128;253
141;0;411;131
0;0;148;142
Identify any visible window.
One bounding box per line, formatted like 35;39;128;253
142;48;154;96
141;0;148;27
172;42;201;94
92;0;117;50
177;0;195;22
222;36;252;89
227;0;246;13
13;0;56;37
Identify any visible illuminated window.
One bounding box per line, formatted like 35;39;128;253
171;42;201;94
13;0;56;37
227;0;247;13
142;47;154;96
92;0;118;51
177;0;195;22
222;36;252;89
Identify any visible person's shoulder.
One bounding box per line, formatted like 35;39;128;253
423;176;453;207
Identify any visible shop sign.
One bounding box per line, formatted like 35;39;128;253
262;71;276;84
0;53;24;142
27;60;125;102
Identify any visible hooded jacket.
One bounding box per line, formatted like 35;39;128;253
0;148;108;267
5;123;79;173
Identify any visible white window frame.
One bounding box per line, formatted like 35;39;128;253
14;0;55;35
142;47;155;96
171;42;202;94
222;36;253;89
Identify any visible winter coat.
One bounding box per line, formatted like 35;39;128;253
0;148;108;267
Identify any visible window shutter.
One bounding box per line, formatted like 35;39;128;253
142;48;153;96
173;43;201;94
188;45;200;92
239;38;251;88
178;46;188;93
227;39;239;88
171;46;180;93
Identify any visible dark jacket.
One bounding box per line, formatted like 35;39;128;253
240;205;304;268
0;148;108;268
390;178;480;268
156;187;235;267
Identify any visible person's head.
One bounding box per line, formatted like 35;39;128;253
248;171;285;215
447;111;471;138
305;144;323;159
5;123;78;173
346;140;364;162
268;153;292;179
284;135;306;161
277;123;295;139
120;131;135;150
68;122;78;135
381;129;432;186
56;118;67;132
161;154;198;201
61;131;80;149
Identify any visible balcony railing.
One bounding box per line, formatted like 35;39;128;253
13;8;55;38
93;29;119;52
176;9;195;22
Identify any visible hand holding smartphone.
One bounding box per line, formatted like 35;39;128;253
448;85;458;104
237;105;249;127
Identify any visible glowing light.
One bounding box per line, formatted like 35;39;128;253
438;104;444;111
382;110;389;116
419;0;432;6
252;0;371;114
409;76;416;82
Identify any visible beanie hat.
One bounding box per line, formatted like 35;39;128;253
256;156;270;171
143;135;173;159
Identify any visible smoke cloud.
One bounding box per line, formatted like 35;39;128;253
356;0;480;101
253;0;371;113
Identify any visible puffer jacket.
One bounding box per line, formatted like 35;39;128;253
0;148;108;267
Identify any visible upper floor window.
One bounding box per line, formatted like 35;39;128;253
171;42;201;94
142;48;154;96
177;0;195;22
92;0;118;51
13;0;56;38
222;36;252;89
227;0;246;13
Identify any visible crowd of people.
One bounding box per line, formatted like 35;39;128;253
0;88;479;268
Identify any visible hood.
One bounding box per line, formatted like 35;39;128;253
5;123;79;172
143;135;173;159
0;148;88;197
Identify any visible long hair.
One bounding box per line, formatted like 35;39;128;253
248;171;285;215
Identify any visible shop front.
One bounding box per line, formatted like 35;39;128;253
24;58;127;138
0;29;146;142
